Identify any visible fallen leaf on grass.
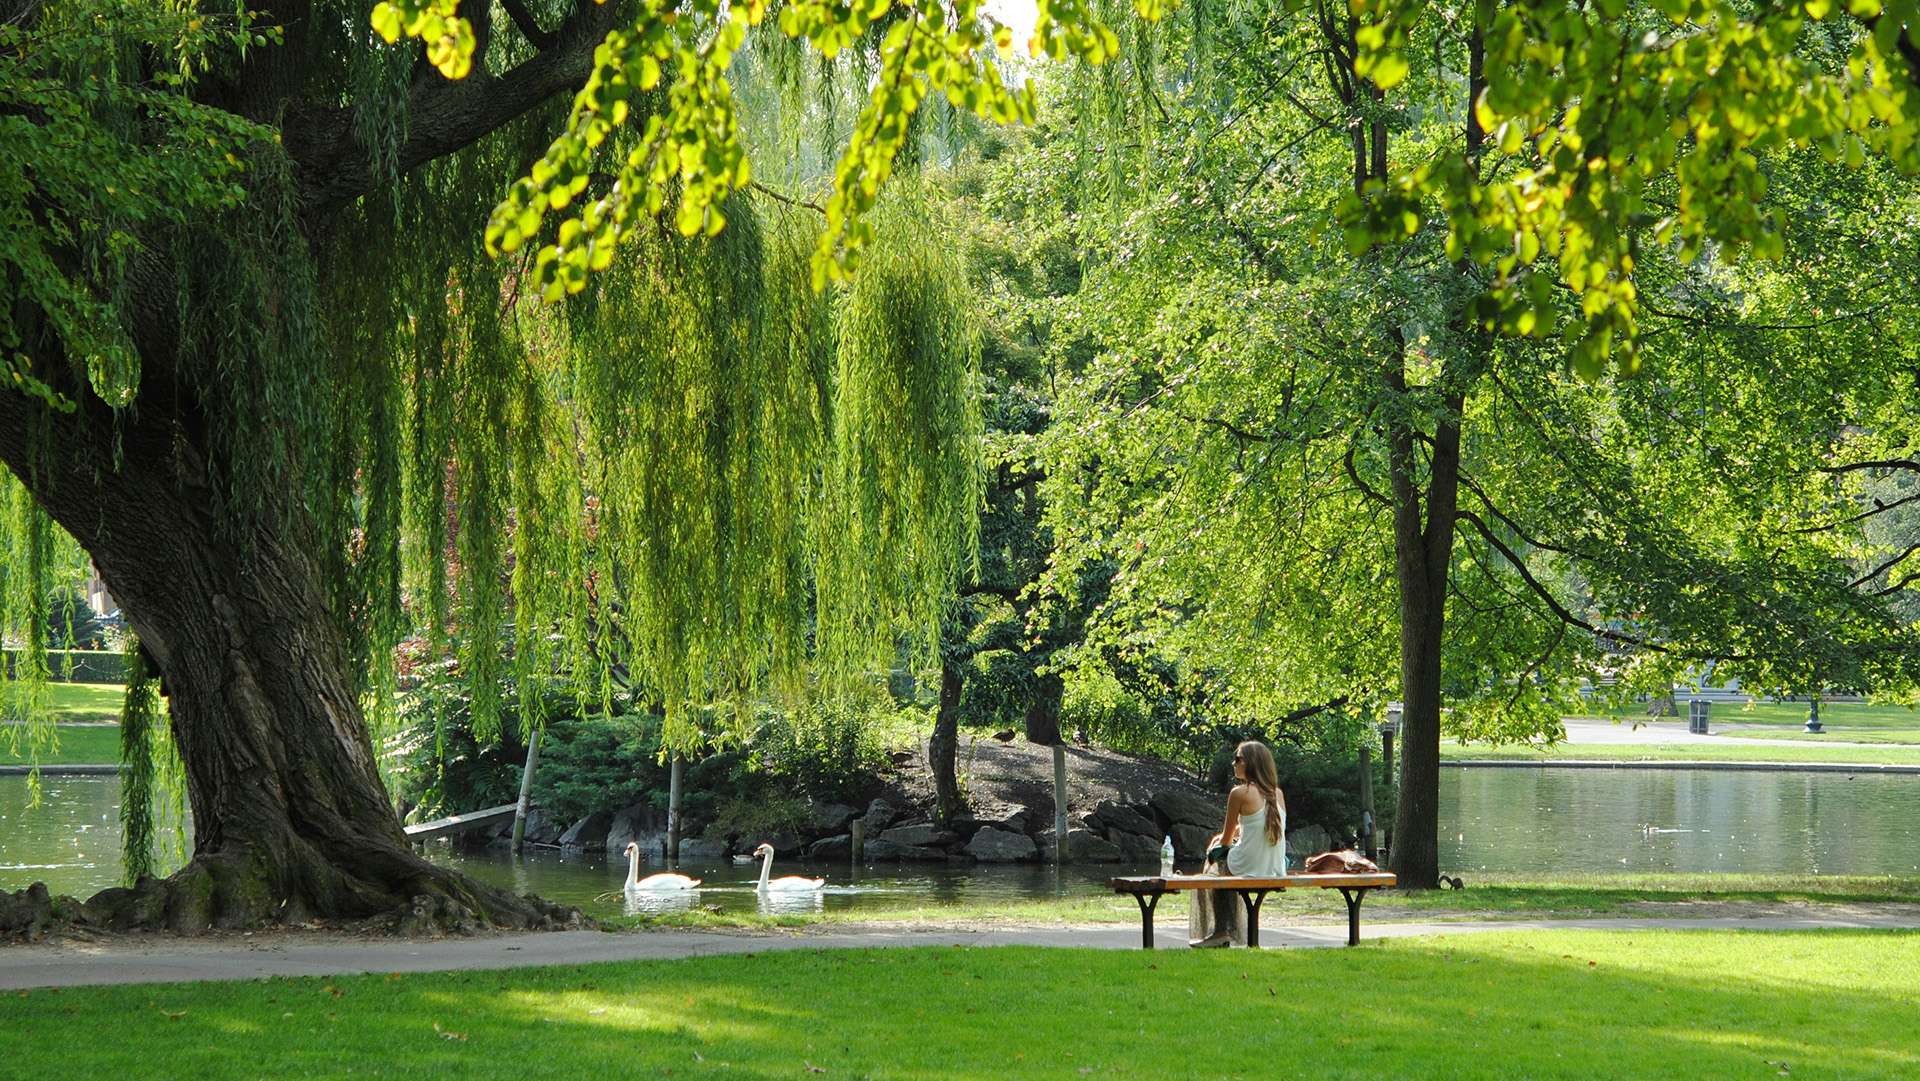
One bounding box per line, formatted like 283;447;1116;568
324;985;344;997
804;1062;826;1073
433;1022;468;1042
588;1007;607;1016
160;1009;186;1021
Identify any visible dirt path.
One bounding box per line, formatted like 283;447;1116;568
5;910;1917;990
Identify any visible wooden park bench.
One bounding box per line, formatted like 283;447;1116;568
1109;872;1398;949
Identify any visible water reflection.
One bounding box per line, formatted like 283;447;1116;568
756;889;825;917
1438;767;1920;874
621;889;699;918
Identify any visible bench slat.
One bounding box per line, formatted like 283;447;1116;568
1109;872;1396;893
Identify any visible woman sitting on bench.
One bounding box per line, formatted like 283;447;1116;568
1189;740;1288;948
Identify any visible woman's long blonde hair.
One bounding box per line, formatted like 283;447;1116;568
1237;740;1285;845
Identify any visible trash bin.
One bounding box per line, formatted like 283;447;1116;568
1687;698;1710;735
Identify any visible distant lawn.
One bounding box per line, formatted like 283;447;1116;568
604;872;1920;931
5;931;1914;1079
0;681;127;724
0;722;122;765
1572;700;1920;744
1708;701;1920;744
1441;739;1920;766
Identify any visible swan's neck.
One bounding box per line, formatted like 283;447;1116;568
757;850;772;891
624;846;640;889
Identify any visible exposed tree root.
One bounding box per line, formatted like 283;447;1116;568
2;849;587;943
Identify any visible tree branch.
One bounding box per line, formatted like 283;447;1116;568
290;2;621;218
1820;459;1920;477
1793;490;1920;534
1851;540;1920;589
501;0;559;49
1455;506;1671;654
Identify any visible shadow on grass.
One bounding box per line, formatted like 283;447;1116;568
4;930;1915;1079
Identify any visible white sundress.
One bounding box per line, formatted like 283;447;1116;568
1188;796;1288;944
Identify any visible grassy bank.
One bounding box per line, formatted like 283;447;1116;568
1;684;134;765
1440;739;1920;766
1;682;127;725
1706;701;1920;744
0;722;123;766
4;931;1913;1079
603;873;1920;931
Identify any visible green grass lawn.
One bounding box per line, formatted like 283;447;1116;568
1705;701;1920;744
1569;700;1920;744
3;931;1912;1079
0;721;123;765
0;681;128;724
604;872;1920;931
1440;738;1920;766
1;683;136;765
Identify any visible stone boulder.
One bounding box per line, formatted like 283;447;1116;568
1287;824;1332;862
522;809;564;846
1110;830;1163;864
864;839;948;861
1149;788;1221;830
605;803;666;854
878;823;940;848
807;801;860;836
965;827;1038;863
1085;800;1159;840
862;798;907;831
677;836;726;860
1034;827;1123;863
808;834;852;861
746;833;803;859
1170;823;1212;862
1068;828;1123;863
557;810;615;851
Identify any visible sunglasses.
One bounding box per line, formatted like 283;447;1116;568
1233;753;1244;763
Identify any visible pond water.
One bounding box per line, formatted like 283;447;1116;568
4;768;1916;918
1438;767;1920;876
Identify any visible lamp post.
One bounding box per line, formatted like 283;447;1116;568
1378;703;1401;860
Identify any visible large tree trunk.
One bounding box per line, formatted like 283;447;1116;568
1386;395;1464;891
928;661;965;825
0;395;577;935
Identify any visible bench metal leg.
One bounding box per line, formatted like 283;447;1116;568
1336;887;1369;946
1129;890;1164;949
1235;889;1272;948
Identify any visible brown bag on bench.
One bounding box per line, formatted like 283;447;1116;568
1303;849;1379;874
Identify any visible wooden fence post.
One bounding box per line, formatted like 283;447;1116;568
510;724;543;855
667;754;683;862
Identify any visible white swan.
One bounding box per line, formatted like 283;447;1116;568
753;843;825;892
623;841;701;893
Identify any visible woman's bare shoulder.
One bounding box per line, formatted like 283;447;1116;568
1228;784;1260;810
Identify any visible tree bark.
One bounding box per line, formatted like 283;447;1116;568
1385;394;1463;891
929;660;965;825
0;395;577;935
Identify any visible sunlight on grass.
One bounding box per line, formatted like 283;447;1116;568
5;931;1913;1080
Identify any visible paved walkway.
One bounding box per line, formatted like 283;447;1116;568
6;913;1918;990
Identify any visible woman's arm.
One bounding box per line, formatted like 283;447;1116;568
1215;785;1248;855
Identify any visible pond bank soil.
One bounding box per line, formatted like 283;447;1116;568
6;908;1920;990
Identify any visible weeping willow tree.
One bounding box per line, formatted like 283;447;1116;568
0;0;998;933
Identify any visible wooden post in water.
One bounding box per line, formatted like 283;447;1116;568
850;816;865;866
1053;743;1069;864
1358;742;1378;863
510;724;543;855
667;754;683;862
